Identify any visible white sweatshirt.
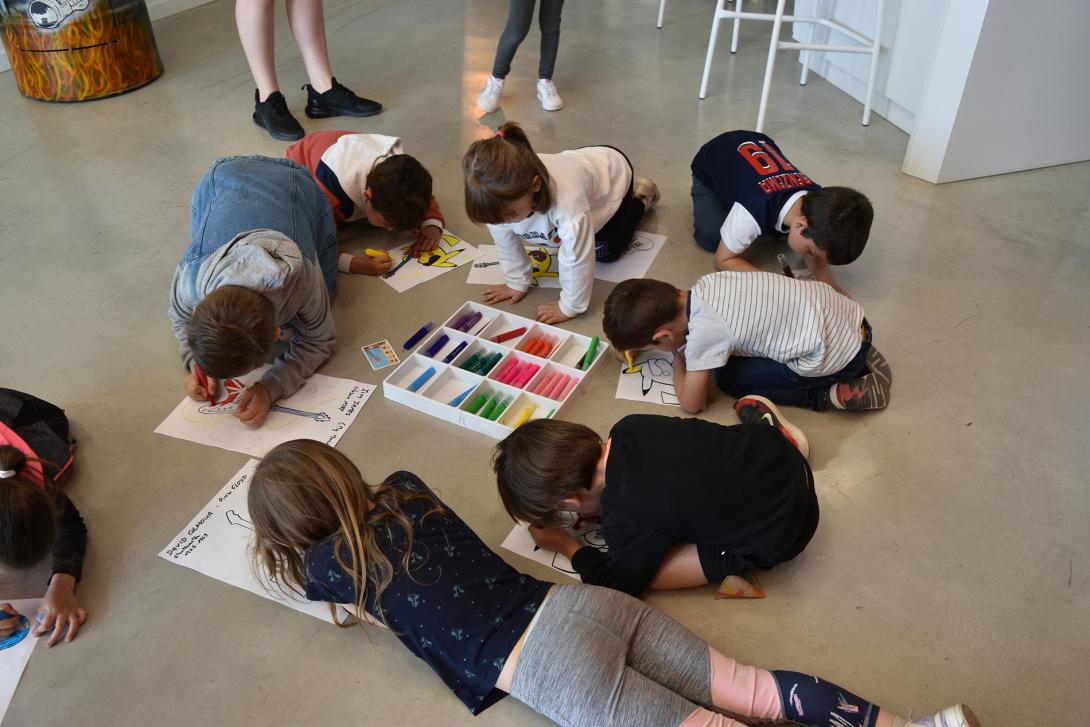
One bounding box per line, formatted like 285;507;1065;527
486;147;632;317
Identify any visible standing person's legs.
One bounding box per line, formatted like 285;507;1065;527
235;0;279;98
537;0;564;79
284;0;333;92
691;174;727;252
492;0;536;78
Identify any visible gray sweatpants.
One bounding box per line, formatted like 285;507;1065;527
508;584;712;727
491;0;565;79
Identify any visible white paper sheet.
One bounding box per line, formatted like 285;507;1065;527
0;598;42;724
159;461;335;623
615;350;680;407
155;367;375;457
380;230;479;293
467;231;668;286
500;512;607;580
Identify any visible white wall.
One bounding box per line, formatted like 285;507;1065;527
792;0;949;133
1;0;212;74
908;0;1090;182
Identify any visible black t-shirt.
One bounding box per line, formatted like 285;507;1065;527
570;415;812;595
303;472;550;714
691;130;820;240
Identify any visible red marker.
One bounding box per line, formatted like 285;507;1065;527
492;326;527;344
192;362;217;404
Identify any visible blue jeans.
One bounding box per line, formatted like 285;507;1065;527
714;322;872;411
691;174;726;252
183;156;338;298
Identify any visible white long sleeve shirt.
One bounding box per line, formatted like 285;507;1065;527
486;147;631;317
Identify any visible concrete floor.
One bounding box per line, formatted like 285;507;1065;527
1;0;1088;724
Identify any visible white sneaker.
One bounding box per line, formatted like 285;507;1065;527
477;76;504;114
536;79;563;111
633;177;660;211
909;704;981;727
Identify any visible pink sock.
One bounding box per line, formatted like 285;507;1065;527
708;649;783;721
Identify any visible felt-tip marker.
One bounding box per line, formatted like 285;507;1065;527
778;253;795;278
404;322;435;350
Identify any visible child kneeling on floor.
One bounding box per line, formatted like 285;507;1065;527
463;121;659;324
286;131;448;275
604;273;892;414
248;439;979;727
493;412;816;597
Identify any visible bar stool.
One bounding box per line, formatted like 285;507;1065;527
698;0;884;130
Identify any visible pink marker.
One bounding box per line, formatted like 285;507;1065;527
559;376;579;399
544;374;569;399
534;373;557;395
513;363;540;388
492;358;517;381
500;362;524;384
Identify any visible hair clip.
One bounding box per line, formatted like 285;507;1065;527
0;469;16;479
496;129;506;138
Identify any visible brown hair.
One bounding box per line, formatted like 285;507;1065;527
462;121;553;225
366;154;434;232
602;278;682;352
0;445;58;571
248;440;444;629
188;285;276;380
800;187;873;265
492;419;601;527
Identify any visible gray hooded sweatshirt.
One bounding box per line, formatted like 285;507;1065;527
168;230;335;402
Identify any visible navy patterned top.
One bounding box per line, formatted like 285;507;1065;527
303;471;551;714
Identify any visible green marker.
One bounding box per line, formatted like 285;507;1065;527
460;352;481;371
480;352;504;375
580;336;600;370
546;408;556;419
480;394;499;419
466;394;488;414
490;397;511;421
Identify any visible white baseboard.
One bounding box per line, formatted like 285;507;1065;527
795;55;916;133
1;0;214;74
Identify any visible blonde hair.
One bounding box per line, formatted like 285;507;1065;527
462;121;553;225
248;440;444;629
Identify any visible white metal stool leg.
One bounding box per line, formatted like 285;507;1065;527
730;0;742;53
755;0;787;132
799;1;813;85
657;0;666;29
699;0;727;99
861;0;884;125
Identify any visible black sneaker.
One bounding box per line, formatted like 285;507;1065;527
252;90;304;141
734;394;810;458
304;77;382;119
865;346;892;387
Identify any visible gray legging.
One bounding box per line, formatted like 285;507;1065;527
491;0;565;80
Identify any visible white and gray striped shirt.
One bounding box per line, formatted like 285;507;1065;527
685;271;864;377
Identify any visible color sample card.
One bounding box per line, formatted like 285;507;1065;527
362;339;400;370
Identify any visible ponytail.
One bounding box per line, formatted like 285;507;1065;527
0;445;57;570
463;121;553;224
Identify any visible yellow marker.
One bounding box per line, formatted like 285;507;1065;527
364;248;386;257
513;405;535;428
624;351;637;373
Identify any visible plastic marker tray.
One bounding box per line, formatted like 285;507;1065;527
383;302;610;439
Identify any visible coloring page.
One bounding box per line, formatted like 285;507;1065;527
615;350;679;406
500;512;607;580
467;231;667;286
0;598;43;723
159;461;335;623
155;366;375;457
380;230;479;293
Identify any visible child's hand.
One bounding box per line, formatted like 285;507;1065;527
535;301;571;325
482;285;526;305
0;603;23;637
235;383;272;428
528;525;582;558
184;370;218;402
349;253;393;276
408;225;442;257
34;574;88;647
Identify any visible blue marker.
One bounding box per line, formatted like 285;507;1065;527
424;334;450;358
442;340;469;364
406;367;436;393
448;384;476;407
404;322;434;350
